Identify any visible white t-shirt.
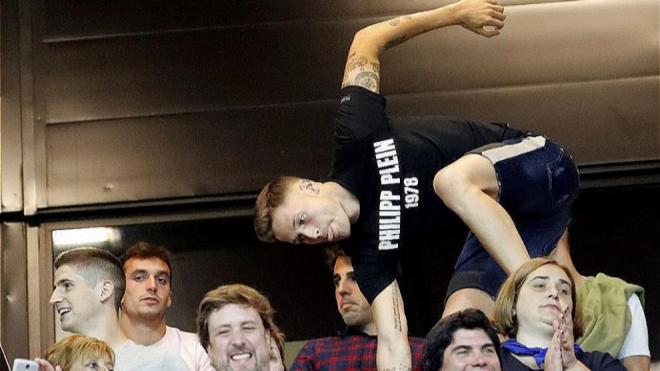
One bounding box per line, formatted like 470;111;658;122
115;339;189;371
618;294;650;359
147;326;214;371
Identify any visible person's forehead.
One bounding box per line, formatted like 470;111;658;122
124;257;170;275
271;196;301;241
449;328;493;347
54;264;86;282
209;303;263;328
529;264;571;284
333;256;354;275
77;355;112;364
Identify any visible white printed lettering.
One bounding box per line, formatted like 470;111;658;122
373;139;396;153
379;241;398;250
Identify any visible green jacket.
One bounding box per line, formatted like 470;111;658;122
576;273;644;356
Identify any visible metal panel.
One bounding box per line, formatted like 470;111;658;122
46;105;334;206
39;0;657;124
1;0;25;212
25;0;660;208
1;223;29;360
40;0;576;42
40;24;346;124
26;225;51;358
18;0;40;215
387;77;660;165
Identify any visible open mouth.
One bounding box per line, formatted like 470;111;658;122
230;352;253;361
57;307;72;316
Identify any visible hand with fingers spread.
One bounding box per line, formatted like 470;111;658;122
453;0;506;37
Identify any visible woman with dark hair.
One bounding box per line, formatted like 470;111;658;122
493;258;625;371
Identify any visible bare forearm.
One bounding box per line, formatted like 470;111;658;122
341;0;505;92
359;5;461;55
622;356;650;371
342;5;460;91
373;281;412;371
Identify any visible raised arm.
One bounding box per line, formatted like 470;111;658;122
341;0;506;93
372;280;410;371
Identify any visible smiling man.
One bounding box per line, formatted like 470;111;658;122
49;247;187;371
291;249;425;370
422;309;501;371
197;284;282;371
119;242;213;371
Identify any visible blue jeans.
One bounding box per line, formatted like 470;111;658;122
447;135;580;299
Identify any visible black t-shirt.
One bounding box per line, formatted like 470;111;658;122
500;348;627;371
329;86;523;303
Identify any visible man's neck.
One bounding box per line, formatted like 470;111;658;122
119;312;167;346
81;310;129;351
323;182;360;223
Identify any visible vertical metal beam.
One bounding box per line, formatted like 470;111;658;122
1;223;29;360
0;0;25;212
18;0;37;215
26;225;42;357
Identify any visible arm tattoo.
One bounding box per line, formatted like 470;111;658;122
345;55;369;72
384;34;410;50
342;54;381;92
388;15;413;27
392;281;403;332
355;72;380;91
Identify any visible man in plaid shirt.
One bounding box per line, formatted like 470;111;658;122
290;250;424;370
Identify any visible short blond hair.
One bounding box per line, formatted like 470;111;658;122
44;334;115;371
254;176;298;242
493;257;583;339
197;284;277;351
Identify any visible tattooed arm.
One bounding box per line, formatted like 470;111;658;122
372;280;411;371
341;0;505;93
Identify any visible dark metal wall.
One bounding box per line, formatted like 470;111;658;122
0;0;658;361
13;0;660;210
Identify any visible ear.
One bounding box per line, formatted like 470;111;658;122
98;280;115;304
299;179;320;194
166;294;172;308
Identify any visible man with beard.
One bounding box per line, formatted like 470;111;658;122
197;284;282;371
291;249;425;370
119;242;214;371
49;247;187;370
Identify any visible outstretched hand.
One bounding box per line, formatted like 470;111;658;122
453;0;506;37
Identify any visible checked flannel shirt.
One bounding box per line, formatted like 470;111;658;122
290;327;425;371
